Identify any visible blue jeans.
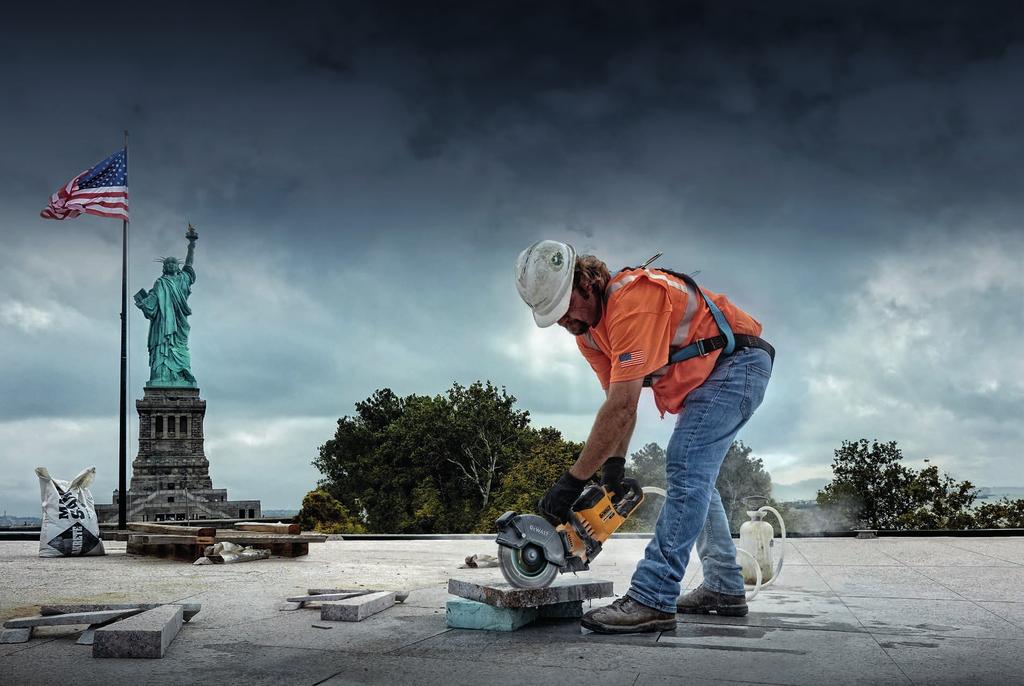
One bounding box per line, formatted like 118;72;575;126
627;347;772;613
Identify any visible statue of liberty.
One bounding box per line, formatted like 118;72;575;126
134;224;199;387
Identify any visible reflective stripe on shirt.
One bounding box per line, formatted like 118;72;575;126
606;269;701;348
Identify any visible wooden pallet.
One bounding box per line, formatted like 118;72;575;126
124;522;325;562
126;538;209;562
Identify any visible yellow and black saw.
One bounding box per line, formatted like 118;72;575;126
494;479;645;589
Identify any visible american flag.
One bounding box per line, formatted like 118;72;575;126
618;350;647;368
40;149;128;221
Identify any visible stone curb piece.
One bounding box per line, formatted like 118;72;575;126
447;578;614;609
321;591;396;622
93;604;184;659
40;603;201;622
4;609;141;629
0;628;32;644
286;592;367;604
308;588;410;603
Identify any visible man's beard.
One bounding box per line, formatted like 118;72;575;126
563;319;590;336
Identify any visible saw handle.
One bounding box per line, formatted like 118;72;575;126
612;478;644;517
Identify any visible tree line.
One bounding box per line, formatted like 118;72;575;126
297;381;1024;534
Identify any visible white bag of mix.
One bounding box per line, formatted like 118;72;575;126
35;465;106;557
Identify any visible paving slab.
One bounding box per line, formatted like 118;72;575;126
841;596;1024;638
93;604;183;658
315;653;714;686
941;539;1024;565
678;591;865;633
875;632;1024;685
321;591;395;622
791;539;901;566
447;577;614;608
911;565;1024;602
976;600;1024;629
400;620;908;685
813;565;961;599
871;539;1020;567
0;637;360;686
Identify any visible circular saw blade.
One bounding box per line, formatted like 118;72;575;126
498;543;559;589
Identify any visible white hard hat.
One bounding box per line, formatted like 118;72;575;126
514;240;577;328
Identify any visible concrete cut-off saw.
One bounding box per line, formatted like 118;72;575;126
494;478;645;589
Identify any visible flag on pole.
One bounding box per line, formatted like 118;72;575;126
41;149;128;221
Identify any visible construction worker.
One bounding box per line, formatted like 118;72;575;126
514;240;774;634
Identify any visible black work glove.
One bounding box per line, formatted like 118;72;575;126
537;470;588;526
601;456;627;501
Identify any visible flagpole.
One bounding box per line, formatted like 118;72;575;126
118;129;129;531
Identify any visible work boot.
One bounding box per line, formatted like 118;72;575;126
581;596;676;634
676;585;748;617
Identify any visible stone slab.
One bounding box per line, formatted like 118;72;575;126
0;628;31;644
320;591;396;622
286;592;367;603
40;603;201;622
4;608;141;628
447;577;614;609
446;597;538;631
308;588;410;602
93;604;183;659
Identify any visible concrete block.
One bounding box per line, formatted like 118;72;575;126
1;628;31;644
447;577;613;609
320;591;395;622
40;603;201;622
4;608;141;628
538;600;584;619
93;604;183;659
446;597;538;631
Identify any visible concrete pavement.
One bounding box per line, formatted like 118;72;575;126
1;536;1022;684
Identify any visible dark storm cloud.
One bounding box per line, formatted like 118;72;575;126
1;1;1023;513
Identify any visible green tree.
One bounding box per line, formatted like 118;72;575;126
973;498;1024;528
897;465;978;530
477;427;582;529
314;381;542;533
444;381;531;513
817;440;979;530
816;440;915;529
295;488;366;534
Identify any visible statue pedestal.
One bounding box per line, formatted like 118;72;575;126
95;387;261;523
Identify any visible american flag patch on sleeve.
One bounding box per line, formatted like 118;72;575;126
618;350;647;368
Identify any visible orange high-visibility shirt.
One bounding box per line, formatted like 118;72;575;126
576;268;763;416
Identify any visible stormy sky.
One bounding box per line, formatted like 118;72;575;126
2;1;1022;515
